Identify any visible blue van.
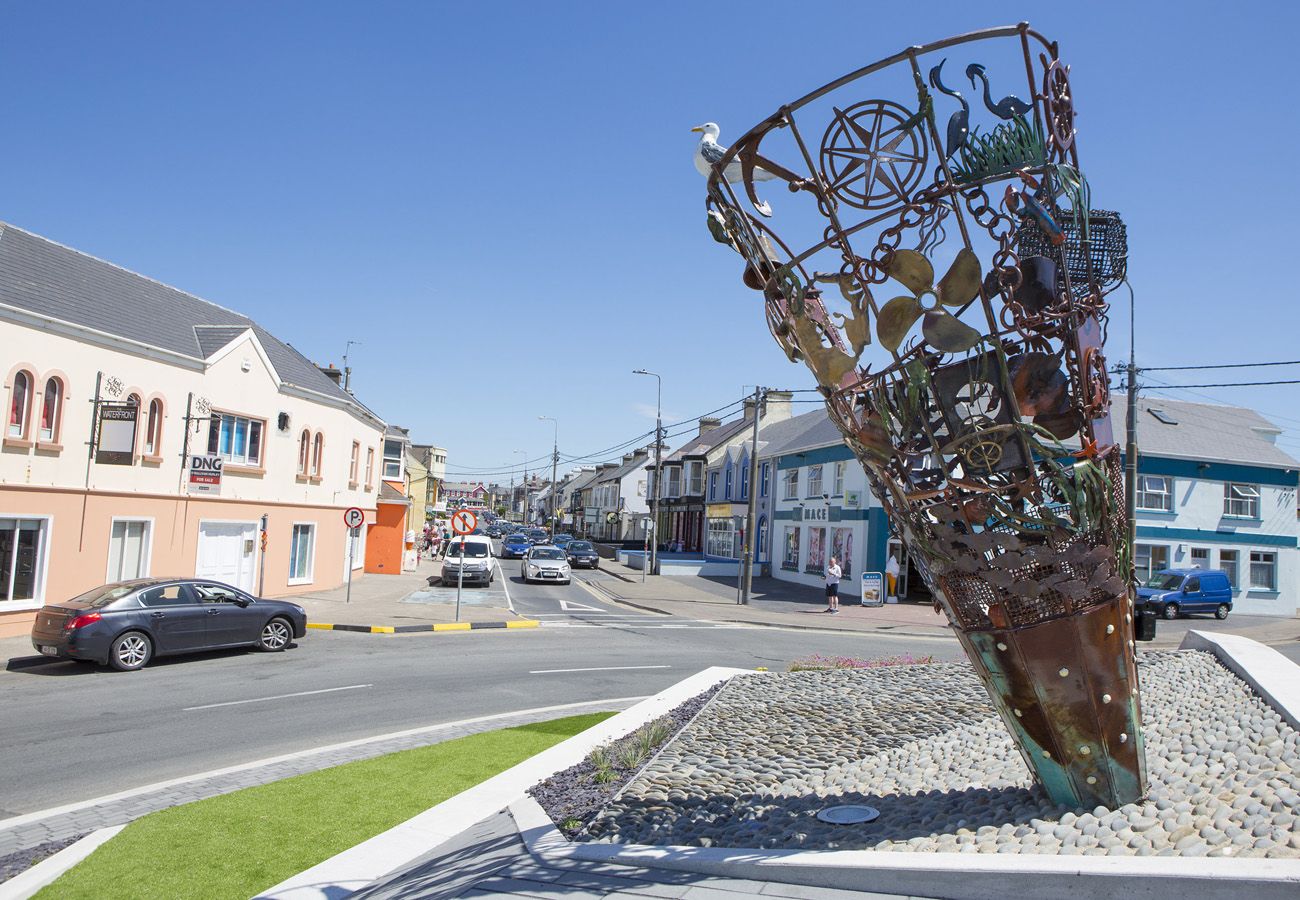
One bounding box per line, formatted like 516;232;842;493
1136;568;1233;620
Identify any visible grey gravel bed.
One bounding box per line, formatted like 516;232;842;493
0;834;86;884
582;651;1300;858
530;684;723;837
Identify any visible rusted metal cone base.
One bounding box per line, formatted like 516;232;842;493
959;593;1147;808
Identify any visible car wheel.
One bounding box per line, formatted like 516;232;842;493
257;617;293;652
109;631;152;671
1215;604;1230;620
1162;603;1179;620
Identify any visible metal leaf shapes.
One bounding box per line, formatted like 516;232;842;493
876;249;983;353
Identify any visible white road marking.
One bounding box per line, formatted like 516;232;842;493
558;598;605;612
183;684;373;711
529;665;672;674
497;561;514;612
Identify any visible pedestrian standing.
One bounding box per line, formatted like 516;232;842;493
440;527;451;557
825;555;842;614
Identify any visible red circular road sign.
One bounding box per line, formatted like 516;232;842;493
343;507;365;529
451;509;478;535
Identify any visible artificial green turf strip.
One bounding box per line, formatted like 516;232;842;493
38;711;614;900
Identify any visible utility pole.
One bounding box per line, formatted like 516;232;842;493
540;417;558;537
633;369;662;575
512;449;526;523
740;386;764;605
1124;281;1139;580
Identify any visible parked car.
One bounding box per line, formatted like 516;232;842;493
565;540;600;569
1136;568;1233;620
29;579;307;672
521;545;572;585
441;535;496;585
501;533;533;559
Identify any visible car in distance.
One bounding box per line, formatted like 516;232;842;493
29;579;307;672
521;545;571;584
441;535;496;585
551;533;576;549
526;528;549;544
1137;568;1233;620
565;540;600;569
501;533;533;559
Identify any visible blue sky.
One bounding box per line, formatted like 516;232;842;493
2;1;1297;478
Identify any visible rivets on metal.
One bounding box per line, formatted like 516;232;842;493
1119;732;1128;743
1079;745;1091;755
1042;750;1051;759
1013;709;1023;718
1086;776;1097;785
1126;614;1132;623
997;642;1007;651
1131;688;1138;696
1102;693;1112;704
1058;667;1069;677
1106;624;1115;635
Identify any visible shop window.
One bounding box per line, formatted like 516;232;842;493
0;517;47;604
805;527;826;574
707;517;737;558
1134;544;1169;584
782;526;801;570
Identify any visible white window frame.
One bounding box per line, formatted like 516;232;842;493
740;462;749;500
687;461;703;496
666;466;681;498
209;412;264;467
0;514;52;609
1189;546;1210;569
760;463;770;498
349;441;360;484
782;468;799;500
288;522;317;585
382;439;404;480
832;461;846;496
1135;475;1172;512
1249;550;1278;591
8;370;32;439
1218;548;1239;589
106;517;153;582
807;464;823;498
40;376;63;443
1223;482;1260;518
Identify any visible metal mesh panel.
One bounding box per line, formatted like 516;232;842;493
1015;210;1127;293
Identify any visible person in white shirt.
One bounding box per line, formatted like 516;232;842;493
825;556;843;614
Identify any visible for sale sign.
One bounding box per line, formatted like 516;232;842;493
187;454;223;495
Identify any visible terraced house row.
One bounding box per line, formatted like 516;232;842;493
0;222;417;637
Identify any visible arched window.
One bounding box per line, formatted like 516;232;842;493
143;398;162;456
8;370;32;438
311;433;323;477
39;377;63;443
298;430;311;475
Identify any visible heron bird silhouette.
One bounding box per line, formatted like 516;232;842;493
928;59;969;158
965;63;1034;120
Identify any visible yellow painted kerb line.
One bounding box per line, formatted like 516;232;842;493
307;623;333;630
432;622;472;632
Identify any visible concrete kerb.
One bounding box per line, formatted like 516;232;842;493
1179;629;1300;730
305;620;539;635
0;825;125;900
255;666;749;900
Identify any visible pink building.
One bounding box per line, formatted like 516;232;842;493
0;223;393;638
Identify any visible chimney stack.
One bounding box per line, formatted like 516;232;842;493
319;363;343;385
698;416;723;435
762;390;794;423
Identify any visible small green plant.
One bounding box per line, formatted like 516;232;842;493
561;817;583;832
788;653;937;672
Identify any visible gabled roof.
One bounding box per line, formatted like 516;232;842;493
563;468;602;494
759;408;839;458
597;451;651;483
1113;398;1298;469
0;222;378;419
665;416;754;464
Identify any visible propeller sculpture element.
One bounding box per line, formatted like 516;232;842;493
699;24;1141;810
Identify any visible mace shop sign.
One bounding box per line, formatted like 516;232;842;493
187;454;223;495
95;403;138;465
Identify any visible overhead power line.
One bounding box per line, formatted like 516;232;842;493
1144;379;1300;389
1141;359;1300;372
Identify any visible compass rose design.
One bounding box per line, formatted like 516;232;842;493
819;100;927;211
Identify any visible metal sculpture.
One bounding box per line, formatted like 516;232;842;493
699;23;1141;808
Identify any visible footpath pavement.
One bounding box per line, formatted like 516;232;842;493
582;559;1300;650
293;557;535;633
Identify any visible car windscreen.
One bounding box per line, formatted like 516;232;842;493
530;548;566;560
1145;573;1184;590
66;583;143;608
568;542;593;552
446;542;490;558
506;535;529;543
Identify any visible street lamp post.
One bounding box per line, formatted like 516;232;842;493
539;416;558;538
512;449;526;524
633;369;662;576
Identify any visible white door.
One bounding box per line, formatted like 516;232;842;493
196;521;257;592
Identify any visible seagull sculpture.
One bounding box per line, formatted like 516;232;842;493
692;123;777;183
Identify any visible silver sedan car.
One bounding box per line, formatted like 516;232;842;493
521;545;571;585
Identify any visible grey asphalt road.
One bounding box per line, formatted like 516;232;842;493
0;574;962;818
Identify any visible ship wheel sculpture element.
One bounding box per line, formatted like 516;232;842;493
820;100;928;211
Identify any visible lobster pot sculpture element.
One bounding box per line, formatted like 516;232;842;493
701;24;1142;808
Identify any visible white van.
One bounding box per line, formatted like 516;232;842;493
441;535;495;586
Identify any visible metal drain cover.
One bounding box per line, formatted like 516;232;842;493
815;804;880;824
